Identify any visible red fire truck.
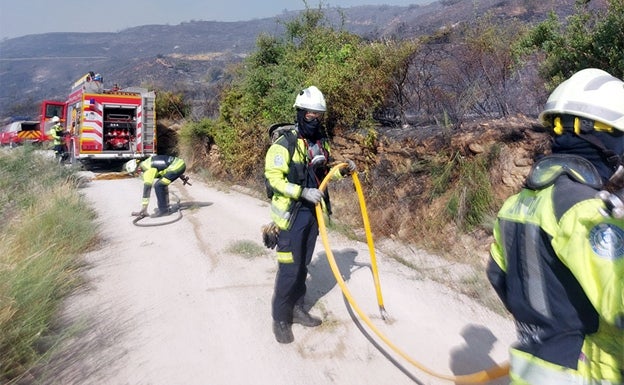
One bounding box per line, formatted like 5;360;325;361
42;72;157;165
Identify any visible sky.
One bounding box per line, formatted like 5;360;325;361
0;0;432;41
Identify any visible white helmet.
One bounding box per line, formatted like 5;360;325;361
293;86;326;112
539;68;624;132
52;116;60;123
124;159;139;174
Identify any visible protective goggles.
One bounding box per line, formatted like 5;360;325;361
304;110;324;122
526;154;603;189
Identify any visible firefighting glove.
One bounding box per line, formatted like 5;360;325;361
180;174;192;186
261;222;280;249
301;188;324;204
340;159;357;177
131;207;149;218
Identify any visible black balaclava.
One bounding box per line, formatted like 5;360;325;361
296;108;323;141
552;132;624;183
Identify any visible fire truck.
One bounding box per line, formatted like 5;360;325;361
0;119;42;147
42;72;157;165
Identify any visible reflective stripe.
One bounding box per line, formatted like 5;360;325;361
168;158;185;172
271;204;291;222
510;349;618;385
285;183;299;197
277;251;293;263
524;223;550;318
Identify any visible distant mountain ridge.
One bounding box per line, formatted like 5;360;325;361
0;0;577;118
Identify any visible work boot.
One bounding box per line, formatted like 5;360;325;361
292;306;322;327
273;321;294;344
151;207;171;218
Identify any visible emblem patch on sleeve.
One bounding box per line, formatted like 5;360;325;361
589;223;624;260
273;154;285;167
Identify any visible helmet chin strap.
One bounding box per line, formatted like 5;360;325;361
576;133;622;168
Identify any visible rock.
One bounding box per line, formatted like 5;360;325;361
468;142;485;154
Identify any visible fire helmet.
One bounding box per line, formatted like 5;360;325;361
52;116;60;123
293;86;326;112
539;68;624;132
93;73;103;82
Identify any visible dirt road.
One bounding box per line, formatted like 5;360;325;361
47;173;516;385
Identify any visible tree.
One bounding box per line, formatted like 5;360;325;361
212;5;416;178
521;0;624;89
155;90;190;121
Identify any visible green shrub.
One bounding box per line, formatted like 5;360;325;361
0;148;97;383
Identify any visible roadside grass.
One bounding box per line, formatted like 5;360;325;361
0;147;98;384
226;239;268;259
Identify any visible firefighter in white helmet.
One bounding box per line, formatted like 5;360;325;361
127;155;188;218
48;116;68;161
488;68;624;384
264;86;356;344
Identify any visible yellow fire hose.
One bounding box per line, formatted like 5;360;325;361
315;164;510;384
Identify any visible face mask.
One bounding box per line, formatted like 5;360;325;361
297;109;322;140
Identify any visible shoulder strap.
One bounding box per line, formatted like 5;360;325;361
281;129;298;161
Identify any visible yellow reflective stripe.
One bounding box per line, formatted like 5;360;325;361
593;120;613;132
554;116;564;135
168;158;185;172
510;348;615;385
276;251;293;263
552;116;614;135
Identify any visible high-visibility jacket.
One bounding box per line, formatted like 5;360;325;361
138;155;186;206
48;123;64;145
488;155;624;384
264;127;341;230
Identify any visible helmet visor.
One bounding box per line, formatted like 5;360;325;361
527;154;603;189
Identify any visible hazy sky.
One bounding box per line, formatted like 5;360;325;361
0;0;432;40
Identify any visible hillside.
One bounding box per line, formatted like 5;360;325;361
0;0;595;118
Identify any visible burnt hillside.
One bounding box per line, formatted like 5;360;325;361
0;0;601;119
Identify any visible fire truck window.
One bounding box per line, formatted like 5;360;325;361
46;105;63;119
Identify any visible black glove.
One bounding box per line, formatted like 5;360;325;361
340;159;356;176
301;188;324;204
180;174;192;186
261;222;280;249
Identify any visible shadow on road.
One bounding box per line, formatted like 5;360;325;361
306;248;427;384
449;324;509;385
306;247;361;308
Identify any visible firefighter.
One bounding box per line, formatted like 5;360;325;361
487;68;624;384
264;86;356;344
48;116;67;161
126;155;187;217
